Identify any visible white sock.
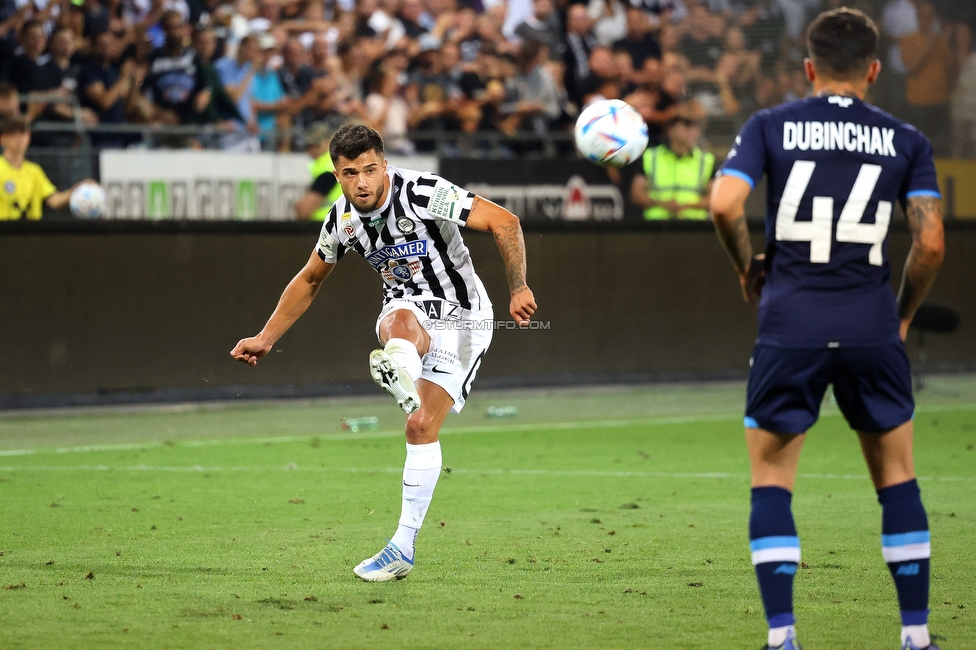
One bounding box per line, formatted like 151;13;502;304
902;625;930;648
384;338;422;383
768;625;796;647
390;441;442;561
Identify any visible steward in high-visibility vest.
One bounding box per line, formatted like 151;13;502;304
631;113;715;220
308;152;343;220
295;123;343;220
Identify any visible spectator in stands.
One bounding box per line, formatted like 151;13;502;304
563;3;597;110
630;0;687;29
78;30;143;147
278;36;317;145
0;81;19;118
950;25;975;158
900;0;952;146
7;20;49;99
678;4;723;87
630;103;714;220
499;40;562;136
612;7;662;71
578;45;620;105
407;44;459;150
38;24;89;143
625;55;680;145
365;64;414;155
881;0;918;116
215;32;260;150
714;25;759;117
191;25;247;134
251;33;291;151
514;0;562;54
143;10;210;125
587;0;627;47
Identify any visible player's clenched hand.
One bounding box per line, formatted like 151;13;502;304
231;336;272;367
740;254;765;308
510;286;537;326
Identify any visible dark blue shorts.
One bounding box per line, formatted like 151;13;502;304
744;342;914;434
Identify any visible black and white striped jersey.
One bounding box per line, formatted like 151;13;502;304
314;165;492;311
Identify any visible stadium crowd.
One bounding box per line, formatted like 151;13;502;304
0;0;973;154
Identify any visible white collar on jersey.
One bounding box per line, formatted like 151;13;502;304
351;167;396;221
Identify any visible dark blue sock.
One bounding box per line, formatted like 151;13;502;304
750;486;799;629
878;479;930;626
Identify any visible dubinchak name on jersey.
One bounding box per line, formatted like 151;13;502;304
782;121;897;157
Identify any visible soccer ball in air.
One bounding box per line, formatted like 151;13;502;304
69;182;106;219
574;99;649;167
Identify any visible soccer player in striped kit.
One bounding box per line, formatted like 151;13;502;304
710;9;944;650
232;124;536;581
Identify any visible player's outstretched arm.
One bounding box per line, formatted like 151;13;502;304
465;196;537;325
710;175;763;307
230;252;335;366
897;194;945;341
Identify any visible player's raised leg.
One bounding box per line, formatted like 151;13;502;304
353;380;454;582
859;422;938;650
747;426;806;650
370;309;430;414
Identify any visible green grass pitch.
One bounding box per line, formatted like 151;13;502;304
1;379;974;649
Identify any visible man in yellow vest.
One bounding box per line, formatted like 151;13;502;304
295;123;343;220
630;107;715;220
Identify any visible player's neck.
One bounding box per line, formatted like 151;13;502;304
812;81;867;101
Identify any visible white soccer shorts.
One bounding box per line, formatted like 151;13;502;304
375;298;493;413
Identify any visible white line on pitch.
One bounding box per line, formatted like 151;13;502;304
0;464;969;482
0;402;973;459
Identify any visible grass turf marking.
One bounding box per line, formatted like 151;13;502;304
1;400;973;459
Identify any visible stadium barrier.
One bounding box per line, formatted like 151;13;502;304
1;220;974;408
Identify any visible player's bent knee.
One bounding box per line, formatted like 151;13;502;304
405;409;439;443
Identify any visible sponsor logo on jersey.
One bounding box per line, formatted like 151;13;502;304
3;181;14;194
827;95;854;108
397;216;415;233
428;181;463;221
368;215;385;227
365;240;428;268
417;299;462;320
341;211;355;238
783;121;896;157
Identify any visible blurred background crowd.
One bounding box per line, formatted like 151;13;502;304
1;0;974;156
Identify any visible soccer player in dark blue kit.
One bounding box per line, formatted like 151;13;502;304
710;8;945;650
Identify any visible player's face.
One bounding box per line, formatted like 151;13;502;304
334;151;388;213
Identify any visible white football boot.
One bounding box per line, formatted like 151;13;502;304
353;542;414;582
369;349;421;414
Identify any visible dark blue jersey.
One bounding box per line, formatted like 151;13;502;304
719;95;940;347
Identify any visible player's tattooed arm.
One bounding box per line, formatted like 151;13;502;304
897;194;945;340
466;196;537;324
710;175;762;307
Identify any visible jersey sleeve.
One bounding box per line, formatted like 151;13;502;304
313;206;346;264
35;166;56;200
901;129;940;201
410;174;475;225
718;111;767;190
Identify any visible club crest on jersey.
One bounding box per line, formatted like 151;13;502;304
397;216;415;233
3;181;14;194
341;212;355;238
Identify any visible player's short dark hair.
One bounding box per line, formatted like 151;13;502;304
329;124;384;163
806;8;879;80
0;116;30;135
